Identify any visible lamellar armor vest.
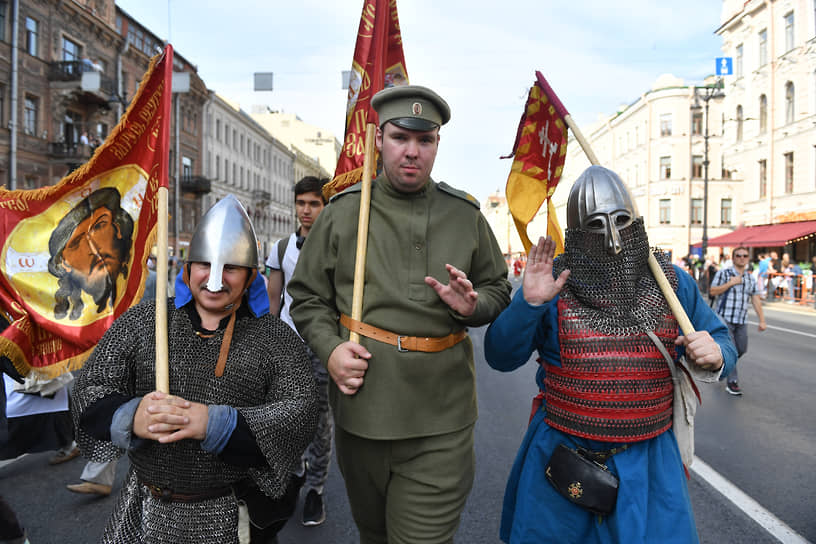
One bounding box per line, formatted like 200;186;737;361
548;218;680;442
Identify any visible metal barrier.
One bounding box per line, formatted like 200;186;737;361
765;272;815;306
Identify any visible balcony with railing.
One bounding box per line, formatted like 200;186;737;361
180;175;211;194
252;190;271;204
47;142;93;161
48;61;118;103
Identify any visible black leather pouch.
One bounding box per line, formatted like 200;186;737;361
544;443;619;516
232;472;304;529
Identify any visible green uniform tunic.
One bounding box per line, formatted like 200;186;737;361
288;175;511;440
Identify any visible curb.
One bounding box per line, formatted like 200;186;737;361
761;300;816;316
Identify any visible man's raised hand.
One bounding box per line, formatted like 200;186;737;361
522;236;569;306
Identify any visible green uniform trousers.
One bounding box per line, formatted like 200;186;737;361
335;424;476;544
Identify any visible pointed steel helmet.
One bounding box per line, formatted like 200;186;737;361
566;165;639;255
187;194;258;292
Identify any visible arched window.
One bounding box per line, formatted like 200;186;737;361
736;105;744;142
759;94;767;133
785;81;795;124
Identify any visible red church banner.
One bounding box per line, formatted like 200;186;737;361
0;45;173;381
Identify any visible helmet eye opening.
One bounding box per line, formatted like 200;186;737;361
615;213;632;226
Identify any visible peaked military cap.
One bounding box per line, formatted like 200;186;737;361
371;84;451;131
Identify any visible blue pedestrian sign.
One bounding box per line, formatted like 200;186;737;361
716;57;733;76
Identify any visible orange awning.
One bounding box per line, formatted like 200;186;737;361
694;220;816;248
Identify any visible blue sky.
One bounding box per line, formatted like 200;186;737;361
117;0;726;203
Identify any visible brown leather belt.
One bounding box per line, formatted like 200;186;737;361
140;480;233;503
340;314;467;353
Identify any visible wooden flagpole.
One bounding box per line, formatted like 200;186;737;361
562;115;696;335
348;123;378;343
155;187;170;392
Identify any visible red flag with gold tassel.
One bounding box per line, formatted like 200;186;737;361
323;0;409;199
0;45;174;382
504;71;569;255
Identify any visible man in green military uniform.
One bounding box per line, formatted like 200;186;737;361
288;84;511;543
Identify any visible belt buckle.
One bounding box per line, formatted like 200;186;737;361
397;336;409;352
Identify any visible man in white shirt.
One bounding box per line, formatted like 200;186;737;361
265;176;331;526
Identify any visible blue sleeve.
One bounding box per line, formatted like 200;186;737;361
484;287;556;372
674;265;737;376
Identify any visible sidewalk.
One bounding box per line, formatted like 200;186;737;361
761;298;816;316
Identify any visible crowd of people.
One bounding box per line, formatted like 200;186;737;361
7;84;804;544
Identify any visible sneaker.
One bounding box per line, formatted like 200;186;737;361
302;489;326;526
725;383;743;396
49;444;80;465
66;482;112;496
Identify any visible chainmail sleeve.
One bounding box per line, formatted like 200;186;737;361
241;316;319;497
71;301;153;464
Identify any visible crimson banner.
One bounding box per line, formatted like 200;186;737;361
0;45;174;380
325;0;409;198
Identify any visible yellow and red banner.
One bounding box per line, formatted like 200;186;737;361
504;71;569;255
324;0;409;199
0;45;174;380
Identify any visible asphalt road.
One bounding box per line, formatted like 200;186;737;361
2;282;813;543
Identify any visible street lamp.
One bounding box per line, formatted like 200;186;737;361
692;79;725;260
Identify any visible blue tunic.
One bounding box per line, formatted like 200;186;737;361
484;266;737;544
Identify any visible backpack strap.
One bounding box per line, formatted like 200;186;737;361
273;235;290;317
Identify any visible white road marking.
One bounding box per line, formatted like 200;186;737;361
747;321;816;339
0;454;27;469
691;456;812;543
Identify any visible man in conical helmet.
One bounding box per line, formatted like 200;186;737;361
71;195;318;543
484;165;737;543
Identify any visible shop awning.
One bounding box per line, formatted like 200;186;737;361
694;220;816;248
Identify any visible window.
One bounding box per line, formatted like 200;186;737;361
736;105;744;142
659;199;671;224
736;43;743;77
759;159;767;198
758;29;768;66
692;111;703;136
759;94;767;134
182;156;192;179
690;198;703;225
692;155;704;179
0;85;4;127
785;81;795;124
784;152;794;193
720;199;733;225
25;17;38;56
784;11;795;51
62;37;80;61
660;113;672;136
216;155;220;180
224;123;230;146
224;159;229;183
233;129;237;150
660;156;671;179
722;161;732;179
128;26;144;51
0;2;7;42
216;119;221;141
23;96;37;135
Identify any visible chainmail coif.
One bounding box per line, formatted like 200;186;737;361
71;299;318;544
553;218;678;335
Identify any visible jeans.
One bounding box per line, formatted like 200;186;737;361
302;346;333;495
721;321;747;384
